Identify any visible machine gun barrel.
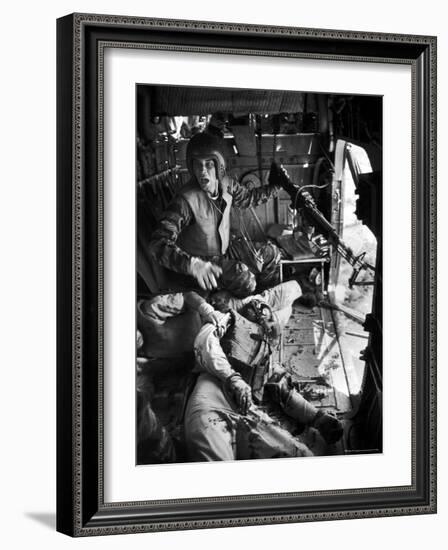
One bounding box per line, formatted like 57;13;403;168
274;163;375;287
296;191;339;243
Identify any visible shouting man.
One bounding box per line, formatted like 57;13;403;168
149;131;283;291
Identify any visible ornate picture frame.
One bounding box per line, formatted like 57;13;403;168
56;13;436;536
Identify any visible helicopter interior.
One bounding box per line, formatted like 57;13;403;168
136;84;382;463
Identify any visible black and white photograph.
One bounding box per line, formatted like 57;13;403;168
136;85;382;464
0;0;443;545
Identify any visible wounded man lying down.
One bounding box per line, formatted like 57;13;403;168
184;280;343;462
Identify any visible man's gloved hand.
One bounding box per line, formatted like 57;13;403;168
197;302;228;336
188;258;222;291
225;373;253;415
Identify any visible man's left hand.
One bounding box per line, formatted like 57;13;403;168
225;373;253;415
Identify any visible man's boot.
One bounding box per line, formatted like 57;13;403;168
266;376;343;445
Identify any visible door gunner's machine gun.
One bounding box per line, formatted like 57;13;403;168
269;163;375;288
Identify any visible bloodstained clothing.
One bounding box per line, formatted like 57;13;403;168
184;281;309;461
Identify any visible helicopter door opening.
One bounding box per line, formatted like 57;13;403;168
328;139;379;411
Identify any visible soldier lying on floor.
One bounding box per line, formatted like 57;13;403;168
184;280;344;461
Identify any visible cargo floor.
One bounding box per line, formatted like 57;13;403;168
139;300;368;461
270;299;367;456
